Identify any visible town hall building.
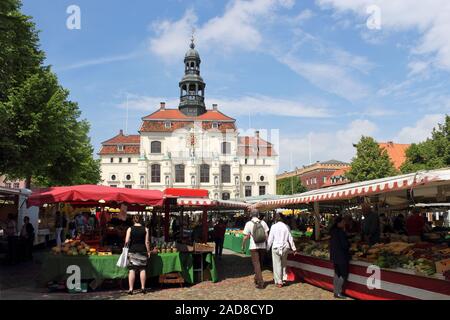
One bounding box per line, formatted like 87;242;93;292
98;39;278;200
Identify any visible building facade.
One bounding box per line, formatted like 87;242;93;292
99;40;277;200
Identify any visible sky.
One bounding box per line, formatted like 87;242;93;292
21;0;450;173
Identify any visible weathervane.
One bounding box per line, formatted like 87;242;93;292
190;27;195;48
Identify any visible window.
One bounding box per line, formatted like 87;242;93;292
244;158;248;165
128;158;131;163
13;183;20;189
221;142;231;155
151;141;161;154
110;185;117;188
323;177;327;183
245;175;251;182
259;185;266;196
151;164;161;183
111;175;116;181
5;183;11;188
165;121;171;129
119;158;122;163
124;185;132;189
259;175;265;182
306;179;309;185
117;145;124;152
212;122;218;129
175;164;185;183
222;192;230;200
125;174;131;181
200;164;210;183
245;186;252;197
110;158;114;163
221;164;231;183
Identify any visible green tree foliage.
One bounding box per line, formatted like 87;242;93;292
277;176;307;195
0;68;101;187
0;0;44;101
401;115;450;173
346;136;398;182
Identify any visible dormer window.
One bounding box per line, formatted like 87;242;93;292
165;121;171;129
117;145;124;152
212;122;218;129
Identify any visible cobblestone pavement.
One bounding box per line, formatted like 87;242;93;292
0;249;341;300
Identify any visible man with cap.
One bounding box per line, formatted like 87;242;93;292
242;210;269;289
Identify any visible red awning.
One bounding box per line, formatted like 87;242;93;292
27;184;163;207
163;188;209;198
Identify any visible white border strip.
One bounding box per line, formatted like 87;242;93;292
287;261;450;300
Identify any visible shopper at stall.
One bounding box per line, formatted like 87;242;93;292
20;216;34;261
213;219;227;259
267;213;297;288
242;211;269;289
362;204;380;245
393;214;406;234
6;213;18;265
124;215;151;295
406;208;426;242
329;216;350;299
55;211;64;247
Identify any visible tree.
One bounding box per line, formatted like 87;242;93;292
0;0;44;101
277;176;307;195
0;68;101;187
401;115;450;173
346;136;398;182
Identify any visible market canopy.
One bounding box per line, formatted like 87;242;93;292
27;184;164;207
176;197;249;210
253;168;450;210
163;188;209;198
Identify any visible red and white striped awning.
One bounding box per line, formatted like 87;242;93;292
176;198;249;209
254;168;450;210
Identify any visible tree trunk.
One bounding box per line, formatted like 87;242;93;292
25;175;32;189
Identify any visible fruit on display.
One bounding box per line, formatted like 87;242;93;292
53;239;98;256
298;241;330;259
414;258;436;276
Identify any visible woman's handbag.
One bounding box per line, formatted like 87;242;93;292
116;246;129;268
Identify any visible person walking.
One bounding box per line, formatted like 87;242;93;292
329;216;350;299
267;213;297;288
124;215;151;295
242;211;269;289
213;219;226;259
20;216;35;261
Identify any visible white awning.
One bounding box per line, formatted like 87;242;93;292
254;168;450;210
176;198;249;209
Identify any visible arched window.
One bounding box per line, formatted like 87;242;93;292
175;164;185;183
151;141;161;154
221;164;231;183
222;192;230;200
190;62;195;68
221;142;231;155
151;164;161;183
200;164;210;183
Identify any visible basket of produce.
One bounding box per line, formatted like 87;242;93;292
194;242;214;253
414;258;436;276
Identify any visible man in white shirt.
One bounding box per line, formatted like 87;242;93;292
243;211;269;289
267;213;297;287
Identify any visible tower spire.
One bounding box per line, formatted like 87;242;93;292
178;33;206;117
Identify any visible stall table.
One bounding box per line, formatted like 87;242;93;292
39;251;218;288
286;253;450;300
223;233;250;256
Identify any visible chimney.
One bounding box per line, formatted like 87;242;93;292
119;129;123;135
255;130;260;138
212;103;218;111
160;102;166;110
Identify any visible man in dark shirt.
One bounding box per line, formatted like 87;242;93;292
213;219;227;259
20;216;34;261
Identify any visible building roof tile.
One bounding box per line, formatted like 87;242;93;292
378;142;410;169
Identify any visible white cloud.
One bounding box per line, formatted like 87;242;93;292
149;0;293;61
395;114;445;143
316;0;450;71
58;52;141;71
279;119;377;171
117;94;331;118
279;55;370;101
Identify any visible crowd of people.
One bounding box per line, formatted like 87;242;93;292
5;214;35;264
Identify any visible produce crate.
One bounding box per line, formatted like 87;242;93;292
435;259;450;274
194;243;214;253
159;273;184;287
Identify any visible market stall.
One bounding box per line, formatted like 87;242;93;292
223;229;250;256
253;168;450;300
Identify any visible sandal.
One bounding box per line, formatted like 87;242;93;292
127;290;133;295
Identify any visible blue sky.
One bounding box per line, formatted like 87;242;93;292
22;0;450;173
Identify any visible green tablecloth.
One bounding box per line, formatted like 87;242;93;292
38;252;218;287
223;234;250;256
